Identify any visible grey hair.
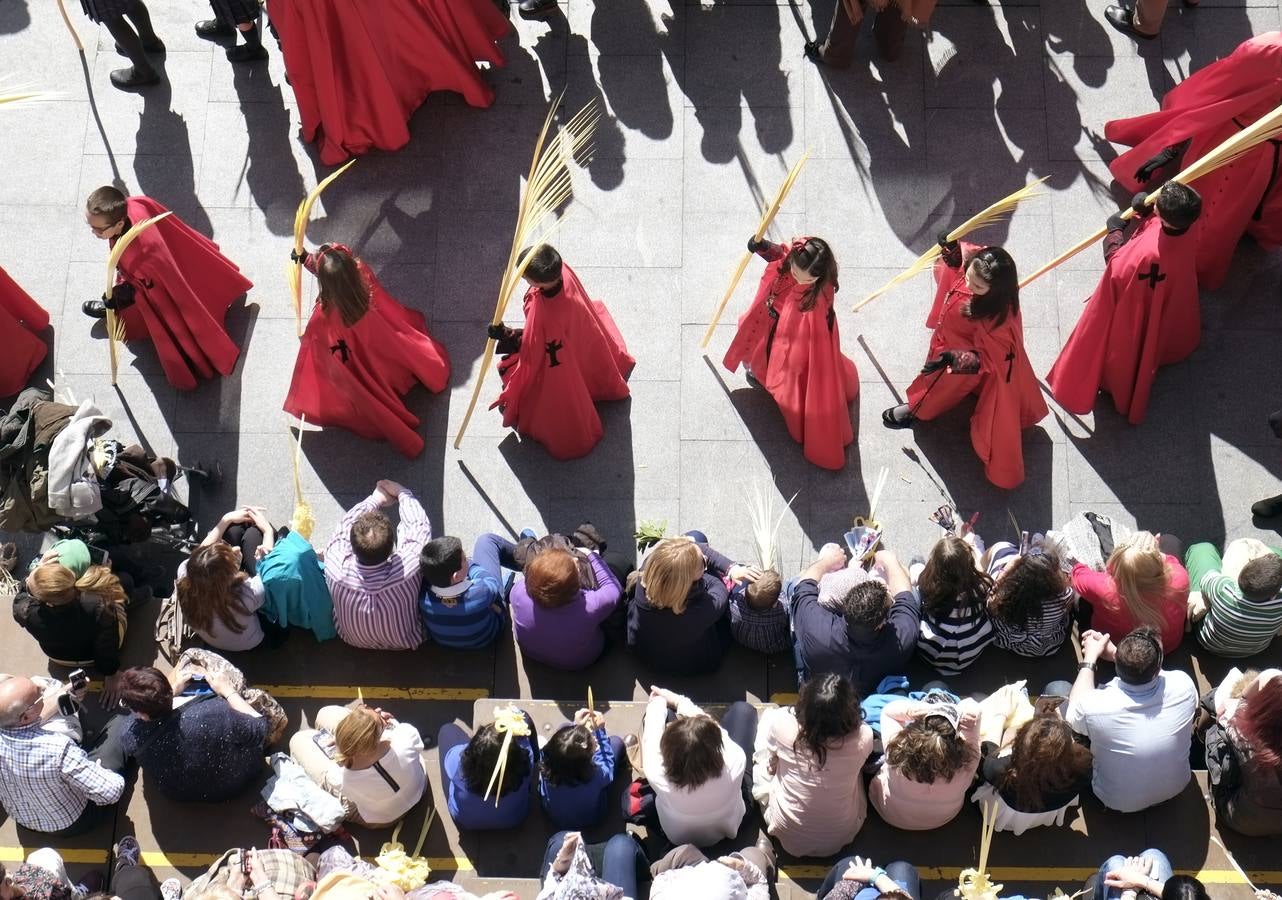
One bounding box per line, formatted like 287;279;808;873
0;689;33;728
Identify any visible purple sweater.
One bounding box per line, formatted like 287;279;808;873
510;552;622;670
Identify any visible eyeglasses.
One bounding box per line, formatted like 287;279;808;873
88;222;117;235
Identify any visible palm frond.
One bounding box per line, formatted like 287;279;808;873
0;91;40;107
53;0;84;51
291;160;356;335
701;151;810;348
104;211;170;384
454;96;601;450
745;479;798;571
856;178;1048;311
288;419;315;540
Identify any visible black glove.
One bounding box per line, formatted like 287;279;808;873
486;323;511;341
747;236;765;255
289;248;306;264
921;350;955;374
104;281;136;309
1106;213;1127;233
1131;191;1152;217
1134;145;1179;184
937;231;963;268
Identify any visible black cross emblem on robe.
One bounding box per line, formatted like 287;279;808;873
1138;263;1166;290
330;339;350;363
545;339;564;368
1005;350;1015;383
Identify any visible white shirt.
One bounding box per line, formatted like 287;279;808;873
333;722;427;825
643;695;746;846
1066;670;1197;813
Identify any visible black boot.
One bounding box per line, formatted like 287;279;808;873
1253;494;1282;519
195;18;235;39
517;0;557;19
227;24;268;61
104;16;159;89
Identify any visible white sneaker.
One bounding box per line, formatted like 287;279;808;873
160;878;183;900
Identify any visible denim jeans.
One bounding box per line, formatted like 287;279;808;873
1093;849;1174;900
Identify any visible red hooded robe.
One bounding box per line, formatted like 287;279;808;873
0;266;48;397
1105;32;1282;289
112;196;249;392
284;245;450;458
1048;215;1200;426
267;0;510;166
904;246;1046;490
722;238;858;470
493;264;634;460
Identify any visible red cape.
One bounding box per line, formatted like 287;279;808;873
0;266;48;397
284;246;451;458
267;0;510;165
1105;32;1282;289
906;247;1047;490
722;238;859;470
493;264;634;460
113;196;249;391
1047;216;1200;425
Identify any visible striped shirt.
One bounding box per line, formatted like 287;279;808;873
1196;572;1282;658
419;562;506;650
729;584;792;655
0;724;124;831
917;593;995;675
986;542;1075;657
324;491;431;650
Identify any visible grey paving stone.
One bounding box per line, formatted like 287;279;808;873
55;371;177;460
196;99;309;218
684;105;807;208
565;265;681;381
172;310;285;433
683;4;805;117
0;102;89;206
679;212;806;324
801;50;927;162
565;0;682;58
562;53;685;160
552;158;684;267
923;5;1046;110
82;50;212;158
1161;5;1282;71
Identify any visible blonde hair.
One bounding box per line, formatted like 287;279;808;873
1105;531;1170;631
29;564;126;609
333;706;384;768
639;537;705;614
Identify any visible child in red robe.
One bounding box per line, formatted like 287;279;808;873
1048;183;1203;427
0;266;48;397
883;242;1046;490
82;186;250;392
284;243;450;458
1105;32;1282;289
723;236;858;470
266;0;510;165
488;245;634;460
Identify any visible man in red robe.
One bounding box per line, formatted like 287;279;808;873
0;266;48;397
488;244;634;460
1048;182;1202;426
1105;32;1282;289
81;186;250;392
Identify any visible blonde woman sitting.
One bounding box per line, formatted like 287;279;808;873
1071;531;1189;653
290;703;428;826
13;562;128;705
625;531;761;675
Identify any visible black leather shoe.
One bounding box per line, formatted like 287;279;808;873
227;43;268;62
517;0;557;19
1252;494;1282;518
82;299;109;319
882;404;915;429
1104;5;1159;40
195;18;235;39
109;66;160;90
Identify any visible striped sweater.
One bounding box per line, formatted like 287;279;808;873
1196;573;1282;658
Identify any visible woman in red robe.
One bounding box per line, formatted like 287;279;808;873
1105;32;1282;289
723;236;858;470
883;241;1046;490
284;244;450;458
0;266;48;398
266;0;510;165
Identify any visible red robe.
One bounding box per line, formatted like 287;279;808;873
722;238;859;470
267;0;510;166
283;245;450;458
1048;215;1200;426
493;265;634;460
1105;32;1282;289
905;247;1046;490
113;196;249;392
0;266;48;397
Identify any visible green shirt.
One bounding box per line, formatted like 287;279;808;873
26;539;92;578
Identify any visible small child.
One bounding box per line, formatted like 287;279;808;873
729;569;790;654
439;708;536;831
537;709;624;830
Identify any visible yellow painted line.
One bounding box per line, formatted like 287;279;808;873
781;866;1281;884
83;684;488;701
770;692;798;705
0;848;108;864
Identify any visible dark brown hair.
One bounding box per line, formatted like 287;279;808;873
177;543;252;635
460;722;531;797
783;237;839;312
659;714;725;789
1239;554;1282;603
987;549;1068;628
119;667;174;719
1115;625;1163;684
351;511;395;566
86;185;127;223
919;535;993;620
794;673;862;769
998;715;1092;809
315;244;371;328
526;549;580;608
885;714;975;784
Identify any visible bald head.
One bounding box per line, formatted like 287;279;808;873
0;676;41;729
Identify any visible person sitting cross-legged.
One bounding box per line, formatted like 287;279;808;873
1184;539;1282;658
418;535;507;650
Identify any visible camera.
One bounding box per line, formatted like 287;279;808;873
69;669;89;692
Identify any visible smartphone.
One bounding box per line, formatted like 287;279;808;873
179;675;214;697
69;669;89;692
312;729;337;760
58;693;78;716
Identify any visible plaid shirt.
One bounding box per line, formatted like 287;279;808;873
0;724;124;831
729;586;792;655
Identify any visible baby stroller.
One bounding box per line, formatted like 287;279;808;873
0;387;213;554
